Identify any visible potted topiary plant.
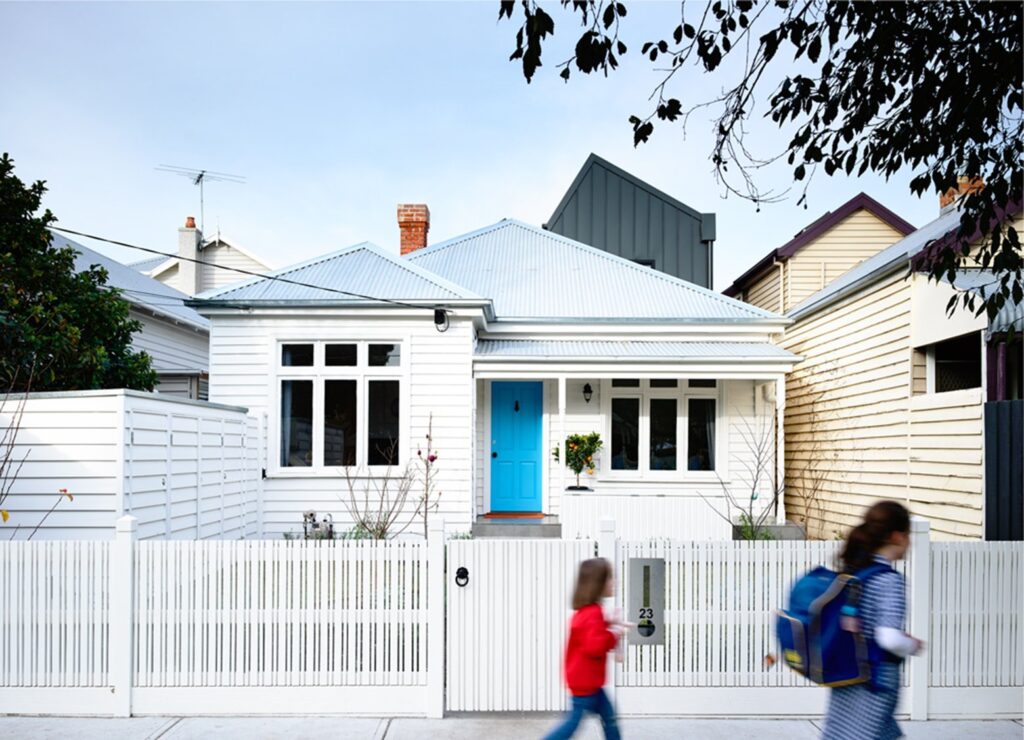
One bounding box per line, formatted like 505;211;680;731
552;432;603;490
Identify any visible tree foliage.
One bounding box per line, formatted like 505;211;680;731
498;1;1023;319
0;153;156;392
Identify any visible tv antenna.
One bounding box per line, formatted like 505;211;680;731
155;164;246;234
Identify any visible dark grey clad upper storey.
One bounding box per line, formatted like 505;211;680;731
545;154;716;287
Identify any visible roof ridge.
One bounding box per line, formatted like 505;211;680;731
196;242;376;299
197;241;483;302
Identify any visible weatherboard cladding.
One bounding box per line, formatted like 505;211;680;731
546;154;714;287
722;192;915;298
197;242;479;303
58;234;209;329
475;339;797;361
410;220;779;322
787;206;964;320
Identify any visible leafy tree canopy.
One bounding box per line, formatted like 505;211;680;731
0;153;156;392
499;0;1022;319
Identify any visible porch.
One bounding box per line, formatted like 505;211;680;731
472;338;796;540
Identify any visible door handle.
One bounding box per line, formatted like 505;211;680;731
492;451;498;458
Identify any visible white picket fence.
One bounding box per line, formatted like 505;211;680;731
0;517;1020;719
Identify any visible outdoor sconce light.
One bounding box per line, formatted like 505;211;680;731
582;383;593;404
433;308;450;333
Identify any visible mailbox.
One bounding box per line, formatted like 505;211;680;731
627;557;665;645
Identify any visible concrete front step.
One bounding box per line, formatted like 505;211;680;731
471;516;562;538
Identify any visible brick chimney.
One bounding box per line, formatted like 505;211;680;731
398;204;430;255
177;215;202;296
940;176;984;212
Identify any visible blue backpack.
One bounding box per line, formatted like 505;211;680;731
775;562;894;688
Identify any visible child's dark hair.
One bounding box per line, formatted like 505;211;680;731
840;500;911;573
572;557;612;609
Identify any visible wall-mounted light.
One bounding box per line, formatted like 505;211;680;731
433;308;450;333
582;383;593;404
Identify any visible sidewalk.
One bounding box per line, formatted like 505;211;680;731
0;716;1020;739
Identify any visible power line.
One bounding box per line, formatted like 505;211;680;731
51;226;454;314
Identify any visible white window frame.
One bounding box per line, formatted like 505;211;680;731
600;378;724;482
271;339;406;477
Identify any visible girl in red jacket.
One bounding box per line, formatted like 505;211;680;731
544;557;624;740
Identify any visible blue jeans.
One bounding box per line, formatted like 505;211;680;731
544;688;621;740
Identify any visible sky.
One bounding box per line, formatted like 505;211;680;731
1;1;941;292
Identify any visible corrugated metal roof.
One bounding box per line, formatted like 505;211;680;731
951;271;1024;335
55;233;209;330
788;207;964;320
128;256;168;272
194;242;484;304
475;339;798;361
410;220;783;323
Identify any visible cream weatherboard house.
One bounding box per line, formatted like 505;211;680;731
728;195;1023;541
190;207;799;539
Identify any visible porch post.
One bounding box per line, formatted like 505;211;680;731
775;376;786;524
558;376;567;496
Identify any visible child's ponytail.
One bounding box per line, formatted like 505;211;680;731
840;500;910;573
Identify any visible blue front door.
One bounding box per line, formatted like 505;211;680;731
490;381;543;512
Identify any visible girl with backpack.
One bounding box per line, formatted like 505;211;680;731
544;557;626;740
822;500;925;740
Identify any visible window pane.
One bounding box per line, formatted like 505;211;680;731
689;379;717;388
611;398;639;470
688;398;716;471
368;380;400;465
612;379;640;388
650;398;677;471
280;380;313;466
325;344;357;366
934;333;981;393
369;343;401;367
282;344;313;366
650;379;678;388
324;380;357;466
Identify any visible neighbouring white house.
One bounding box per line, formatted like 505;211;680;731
58;233;211;399
131;216;273;295
191;205;799;539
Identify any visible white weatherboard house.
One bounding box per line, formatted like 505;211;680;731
192;209;799;539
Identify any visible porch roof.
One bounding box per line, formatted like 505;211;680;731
473;339;798;362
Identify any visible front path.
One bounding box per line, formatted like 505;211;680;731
1;715;1020;739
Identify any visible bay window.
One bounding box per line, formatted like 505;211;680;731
277;341;403;471
605;379;719;477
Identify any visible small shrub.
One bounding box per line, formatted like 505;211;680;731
553;432;603;488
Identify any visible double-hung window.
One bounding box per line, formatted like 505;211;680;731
277;341;403;471
605;379;719;477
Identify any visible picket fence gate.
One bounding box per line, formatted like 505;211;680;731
0;517;1021;719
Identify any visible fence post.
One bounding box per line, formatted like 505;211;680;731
597;517;617;705
111;515;137;717
427;518;446;718
908;516;930;721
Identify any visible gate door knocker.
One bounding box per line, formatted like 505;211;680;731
455;566;470;588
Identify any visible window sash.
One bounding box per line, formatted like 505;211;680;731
274;340;403;472
605;379;720;478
